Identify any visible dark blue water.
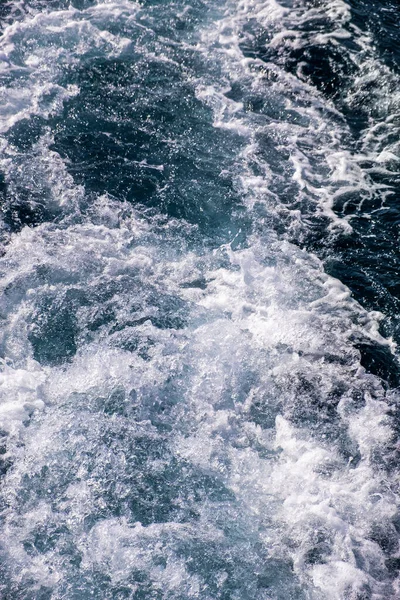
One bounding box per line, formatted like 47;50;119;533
0;1;400;598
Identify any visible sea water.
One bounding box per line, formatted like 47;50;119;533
0;0;399;598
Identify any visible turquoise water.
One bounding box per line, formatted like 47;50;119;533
0;1;400;598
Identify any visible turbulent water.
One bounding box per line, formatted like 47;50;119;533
0;0;400;598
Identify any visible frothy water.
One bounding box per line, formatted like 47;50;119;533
0;1;399;598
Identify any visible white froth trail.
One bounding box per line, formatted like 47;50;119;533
0;1;399;599
197;0;400;232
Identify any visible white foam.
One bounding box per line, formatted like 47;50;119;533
0;2;134;136
0;210;398;595
0;0;399;598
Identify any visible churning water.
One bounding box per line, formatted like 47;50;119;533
0;0;400;598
